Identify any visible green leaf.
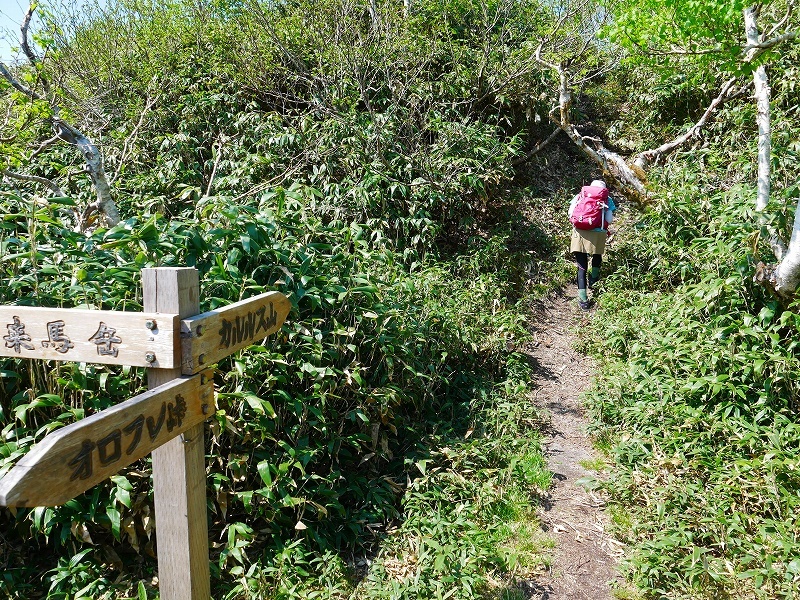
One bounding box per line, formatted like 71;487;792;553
106;506;121;540
257;460;273;487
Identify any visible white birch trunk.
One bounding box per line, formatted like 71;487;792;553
54;120;120;227
743;5;800;295
745;7;772;212
771;203;800;294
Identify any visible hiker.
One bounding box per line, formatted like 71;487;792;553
568;179;616;310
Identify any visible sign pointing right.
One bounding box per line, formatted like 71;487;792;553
180;291;291;374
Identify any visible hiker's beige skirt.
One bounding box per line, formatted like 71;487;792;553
570;228;607;255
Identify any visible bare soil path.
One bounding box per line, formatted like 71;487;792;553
521;285;623;600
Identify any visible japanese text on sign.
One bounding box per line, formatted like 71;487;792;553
4;316;123;357
69;395;188;481
218;303;279;349
0;306;179;368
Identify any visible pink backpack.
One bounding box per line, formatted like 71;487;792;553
570;185;609;230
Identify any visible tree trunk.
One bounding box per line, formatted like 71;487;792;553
768;205;800;295
745;7;772;212
54;120;120;227
743;5;800;296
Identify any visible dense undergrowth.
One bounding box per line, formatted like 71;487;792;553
584;165;800;598
4;0;800;598
0;183;562;599
577;22;800;599
0;0;570;597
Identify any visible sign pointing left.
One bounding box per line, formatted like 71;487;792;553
0;370;214;507
0;306;179;368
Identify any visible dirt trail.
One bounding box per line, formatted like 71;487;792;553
522;285;623;599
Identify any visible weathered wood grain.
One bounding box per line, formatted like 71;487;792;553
180;291;290;374
0;371;214;507
144;267;211;600
0;306;178;368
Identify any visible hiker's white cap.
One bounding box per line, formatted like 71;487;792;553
590;179;607;188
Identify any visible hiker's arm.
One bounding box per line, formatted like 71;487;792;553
605;197;616;225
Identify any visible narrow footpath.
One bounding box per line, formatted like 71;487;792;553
522;285;624;599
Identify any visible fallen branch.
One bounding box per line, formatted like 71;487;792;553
511;127;561;166
634;77;742;169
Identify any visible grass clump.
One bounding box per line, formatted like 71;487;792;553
354;354;553;599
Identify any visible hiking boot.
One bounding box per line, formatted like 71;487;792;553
578;298;592;311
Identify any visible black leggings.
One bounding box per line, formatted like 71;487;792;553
573;252;602;291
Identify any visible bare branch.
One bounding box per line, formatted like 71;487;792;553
2;168;64;195
0;61;42;99
765;0;794;38
20;3;53;99
20;5;39;67
111;90;159;182
511;127;561;166
28;134;60;160
203;135;227;198
635;77;742;169
743;30;799;60
535;42;558;71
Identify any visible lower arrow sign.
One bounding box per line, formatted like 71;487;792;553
0;370;214;507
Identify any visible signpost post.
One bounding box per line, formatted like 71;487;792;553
144;267;210;600
0;267;290;600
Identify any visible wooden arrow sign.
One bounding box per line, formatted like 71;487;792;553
180;291;290;374
0;306;179;368
0;370;214;507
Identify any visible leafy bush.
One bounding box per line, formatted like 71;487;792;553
0;165;557;597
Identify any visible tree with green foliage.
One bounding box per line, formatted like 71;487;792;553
0;4;119;231
606;0;800;296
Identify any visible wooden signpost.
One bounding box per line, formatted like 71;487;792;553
0;267;289;600
181;290;290;375
0;370;214;507
0;306;179;368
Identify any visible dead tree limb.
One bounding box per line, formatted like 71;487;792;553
536;43;647;200
53;119;119;226
1;168;64;195
634;78;742;170
511;127;561;166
